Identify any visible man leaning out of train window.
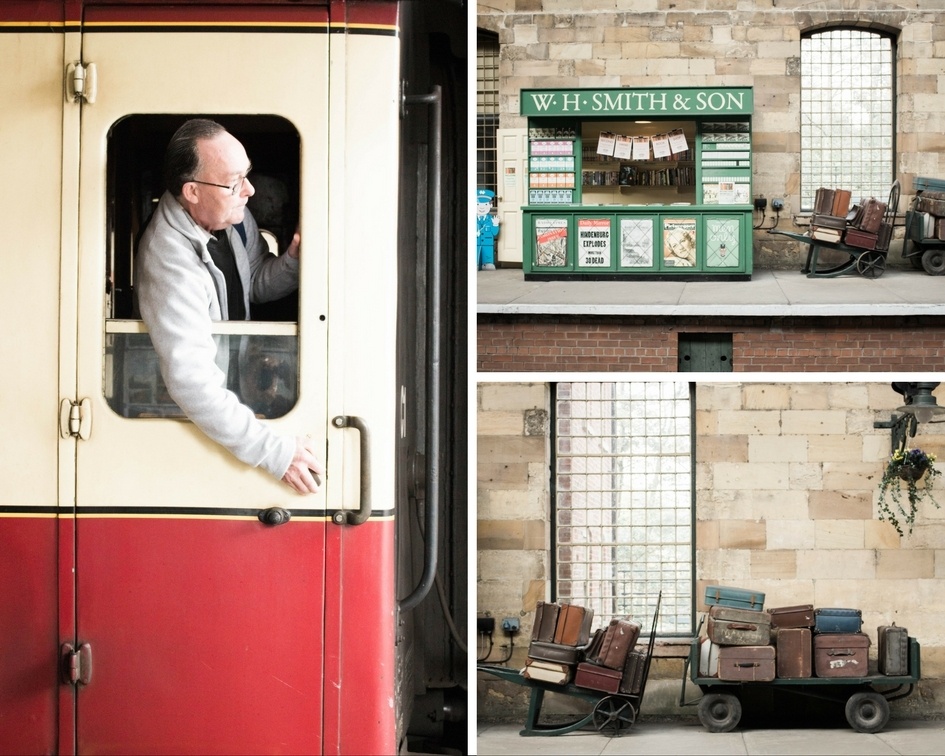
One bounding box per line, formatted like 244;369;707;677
135;118;324;495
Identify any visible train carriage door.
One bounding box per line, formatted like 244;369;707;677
68;5;331;752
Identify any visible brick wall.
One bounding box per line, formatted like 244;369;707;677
477;380;945;721
478;315;945;372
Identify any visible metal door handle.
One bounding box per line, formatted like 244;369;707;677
331;415;371;525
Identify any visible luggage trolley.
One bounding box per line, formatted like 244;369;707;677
478;594;661;737
767;181;900;278
679;622;922;734
902;176;945;275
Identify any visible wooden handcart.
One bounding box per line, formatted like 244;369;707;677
679;628;921;734
768;181;900;278
478;595;660;737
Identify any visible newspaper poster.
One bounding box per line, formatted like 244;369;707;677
632;136;650;160
668;128;689;156
662;217;697;267
577;217;611;268
534;217;569;267
613;134;633;160
596;131;616;157
651;132;672;159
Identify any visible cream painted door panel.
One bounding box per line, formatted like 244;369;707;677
75;30;330;508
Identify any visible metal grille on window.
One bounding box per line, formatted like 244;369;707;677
477;31;499;193
800;29;894;212
554;382;692;635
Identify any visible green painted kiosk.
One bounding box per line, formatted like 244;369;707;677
521;86;754;279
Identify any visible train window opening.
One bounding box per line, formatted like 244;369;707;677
104;114;302;419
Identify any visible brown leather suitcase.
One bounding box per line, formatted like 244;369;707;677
937;218;945;240
718;645;776;682
592;619;641;670
527;640;581;665
776;628;812;678
877;624;909;675
574;662;621;694
813;633;870;677
915;191;945;216
811;213;846;230
619;649;647;695
706;605;771;646
553;604;593;646
852;198;887;233
844;228;879;250
523;658;572;685
813;187;835;215
768;604;814;629
532;602;560;643
832;189;852;217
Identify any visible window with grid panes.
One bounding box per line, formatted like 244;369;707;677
800;28;894;212
554;382;693;635
477;31;499;193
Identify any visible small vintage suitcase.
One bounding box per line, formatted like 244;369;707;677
769;604;814;629
915;190;945;217
813;633;870;677
523;658;572;685
776;628;812;679
814;608;862;634
553;603;594;646
852;198;888;233
707;605;772;646
619;649;647;695
527;640;581;666
877;624;909;676
532;601;560;643
704;585;765;612
574;662;622;694
698;637;721;677
592;618;641;670
717;645;776;682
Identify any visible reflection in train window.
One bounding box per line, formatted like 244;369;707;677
104;333;298;420
105;114;301;419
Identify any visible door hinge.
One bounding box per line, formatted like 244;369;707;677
65;61;97;104
60;398;92;440
60;642;93;686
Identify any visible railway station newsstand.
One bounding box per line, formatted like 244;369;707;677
521;86;754;280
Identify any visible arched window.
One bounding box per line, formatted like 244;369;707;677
800;28;895;211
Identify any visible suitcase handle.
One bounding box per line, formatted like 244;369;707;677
728;623;758;631
735;662;760;668
827;650;855;657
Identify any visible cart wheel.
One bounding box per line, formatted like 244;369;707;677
698;692;742;733
856;251;886;278
592;695;636;736
845;692;890;733
922;248;945;275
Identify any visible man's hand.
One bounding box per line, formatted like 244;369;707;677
282;436;324;494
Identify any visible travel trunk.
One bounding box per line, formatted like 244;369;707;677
813;633;870;678
768;604;814;629
814;608;862;634
706;605;772;646
704;585;765;611
877;625;909;676
574;662;622;694
717;645;776;682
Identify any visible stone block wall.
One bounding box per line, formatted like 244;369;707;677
478;1;945;269
477;380;945;721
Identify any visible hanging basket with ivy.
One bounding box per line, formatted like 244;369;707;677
877;447;942;536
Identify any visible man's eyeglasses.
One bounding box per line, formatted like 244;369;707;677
189;172;251;196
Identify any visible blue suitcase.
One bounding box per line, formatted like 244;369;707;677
704;585;765;612
814;608;862;634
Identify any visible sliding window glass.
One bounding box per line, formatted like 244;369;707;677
554;382;693;635
800;28;894;211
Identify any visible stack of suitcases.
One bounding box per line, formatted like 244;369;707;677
699;585;910;680
809;186;891;251
911;179;945;241
522;601;648;696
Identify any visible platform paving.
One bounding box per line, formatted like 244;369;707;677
476;268;945;317
475;718;945;755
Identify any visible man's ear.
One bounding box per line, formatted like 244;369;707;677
180;182;199;205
